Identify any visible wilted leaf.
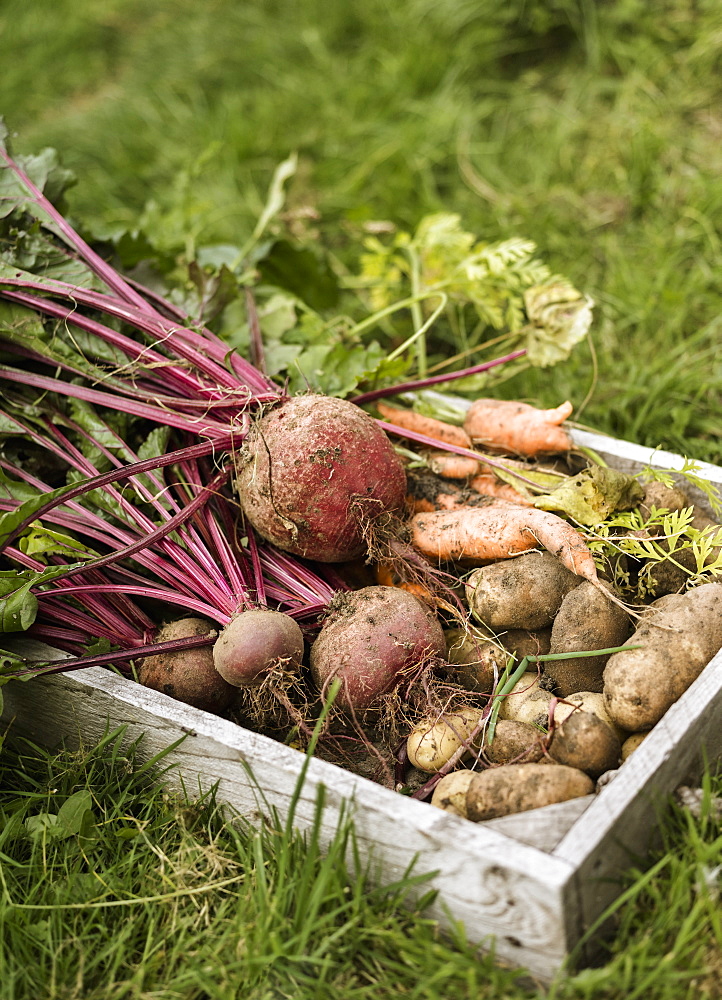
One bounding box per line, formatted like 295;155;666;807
534;464;644;526
524;280;594;367
25;813;61;838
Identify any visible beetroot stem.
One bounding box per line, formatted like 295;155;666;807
39;584;231;623
351;349;527;405
0;366;234;437
42;466;232;586
0;436;234;556
10;632;217;679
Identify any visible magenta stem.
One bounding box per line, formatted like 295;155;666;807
38;584;231;623
12;632;217;679
0;436;234;556
46;466;231;585
0;366;233;437
351;349;527;405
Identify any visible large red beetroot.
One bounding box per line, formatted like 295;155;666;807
310;586;446;712
235;395;407;562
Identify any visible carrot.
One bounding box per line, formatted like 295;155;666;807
376;402;473;450
469;474;534;507
374;562;436;605
464;399;573;456
410;503;599;583
426;450;482;480
406;469;494;515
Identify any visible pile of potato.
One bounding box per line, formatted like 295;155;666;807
405;492;722;822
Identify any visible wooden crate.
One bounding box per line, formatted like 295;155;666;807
2;430;722;981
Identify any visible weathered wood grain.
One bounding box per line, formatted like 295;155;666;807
2;666;575;979
483;796;594;852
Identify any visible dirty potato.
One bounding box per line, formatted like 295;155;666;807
465;551;583;631
466;762;594;821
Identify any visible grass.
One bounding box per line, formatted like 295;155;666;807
0;730;720;1000
1;1;722;994
2;0;721;460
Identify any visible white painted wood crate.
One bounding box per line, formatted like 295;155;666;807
2;431;722;981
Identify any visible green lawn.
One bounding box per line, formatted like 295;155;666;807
4;0;722;460
1;1;721;995
1;732;721;1000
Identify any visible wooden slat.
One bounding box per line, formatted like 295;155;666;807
483;796;593;852
553;650;722;959
1;666;575;980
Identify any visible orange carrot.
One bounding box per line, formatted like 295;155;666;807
426;449;482;480
469;473;534;507
374;562;436;605
376;402;473;450
375;563;396;587
410;503;599;583
408;495;438;514
406;469;494;515
464;399;573;456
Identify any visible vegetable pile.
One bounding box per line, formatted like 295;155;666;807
2;132;722;824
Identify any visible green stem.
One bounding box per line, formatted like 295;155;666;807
346;289;447;342
407;246;427;377
485;645;638;744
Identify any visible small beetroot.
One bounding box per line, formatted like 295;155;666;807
213;609;305;687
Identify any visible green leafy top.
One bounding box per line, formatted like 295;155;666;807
358;212;592;374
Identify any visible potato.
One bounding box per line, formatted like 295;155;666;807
138;617;233;713
498;671;553;728
639;480;690;516
546;582;632;695
481;720;545;765
553;691;628;742
406;707;482;773
639;536;698;598
498;627;552;661
466;762;594;821
443;627;507;693
465;551;583;630
547;710;621;779
621;732;648;761
603;582;722;731
430;769;475;817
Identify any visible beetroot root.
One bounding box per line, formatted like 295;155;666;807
310;585;446;712
213;609;305;688
235;395;407;562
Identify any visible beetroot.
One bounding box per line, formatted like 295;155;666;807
213;609;305;687
310;586;446;712
235;395;407;562
138;617;234;713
